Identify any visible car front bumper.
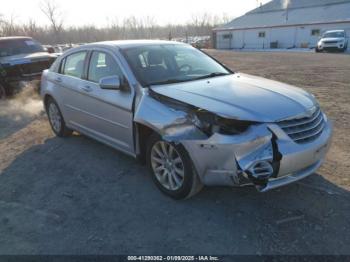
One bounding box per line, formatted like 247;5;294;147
318;43;346;51
182;115;333;192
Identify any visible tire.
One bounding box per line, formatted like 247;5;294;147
46;97;73;137
146;133;203;200
0;84;6;100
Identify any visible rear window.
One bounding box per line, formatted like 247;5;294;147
62;52;87;79
0;38;45;57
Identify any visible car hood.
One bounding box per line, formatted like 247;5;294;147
150;73;316;122
320;37;344;42
0;52;57;66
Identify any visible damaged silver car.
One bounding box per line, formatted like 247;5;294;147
41;40;333;199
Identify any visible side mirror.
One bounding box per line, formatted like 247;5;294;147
99;76;121;90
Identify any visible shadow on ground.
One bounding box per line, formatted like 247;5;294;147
0;134;349;255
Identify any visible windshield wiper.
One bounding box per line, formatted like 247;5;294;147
194;72;231;81
149;78;192;86
148;72;231;86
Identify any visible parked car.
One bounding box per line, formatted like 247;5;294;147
192;38;211;49
41;40;333;199
316;30;348;52
43;45;55;54
0;36;58;99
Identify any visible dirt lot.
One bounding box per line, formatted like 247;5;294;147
0;51;349;255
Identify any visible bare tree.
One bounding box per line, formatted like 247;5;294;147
40;0;64;40
0;14;19;36
0;14;4;36
23;19;41;38
1;11;227;45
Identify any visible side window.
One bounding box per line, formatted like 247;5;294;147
62;51;87;78
49;57;61;73
88;51;123;83
311;29;320;36
223;34;232;39
59;58;66;74
258;32;266;38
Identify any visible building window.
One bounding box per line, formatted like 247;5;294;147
258;32;266;38
223;34;232;39
311;29;320;36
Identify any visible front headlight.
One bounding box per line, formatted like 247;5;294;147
192;109;254;136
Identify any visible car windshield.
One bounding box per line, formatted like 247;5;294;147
122;44;232;86
0;38;45;57
323;32;345;38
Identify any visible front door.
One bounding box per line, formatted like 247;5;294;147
70;49;135;155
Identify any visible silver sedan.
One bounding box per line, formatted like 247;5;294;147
41;40;333;199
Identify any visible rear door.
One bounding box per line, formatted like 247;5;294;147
55;51;89;127
70;49;135;155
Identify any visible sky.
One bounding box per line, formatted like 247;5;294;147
1;0;271;27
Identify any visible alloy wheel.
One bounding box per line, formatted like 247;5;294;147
48;102;62;133
151;141;185;191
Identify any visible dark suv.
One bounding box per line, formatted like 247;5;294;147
0;36;58;99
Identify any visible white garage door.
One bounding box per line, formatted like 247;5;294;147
270;27;296;48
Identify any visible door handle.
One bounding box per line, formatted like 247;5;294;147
81;85;92;92
55;77;62;83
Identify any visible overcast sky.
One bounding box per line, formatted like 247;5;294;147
1;0;270;27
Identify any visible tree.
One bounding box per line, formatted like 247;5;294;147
40;0;64;41
0;14;18;36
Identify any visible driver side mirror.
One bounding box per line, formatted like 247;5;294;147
99;76;121;90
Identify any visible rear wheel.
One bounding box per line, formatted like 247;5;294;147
147;134;203;199
46;98;72;137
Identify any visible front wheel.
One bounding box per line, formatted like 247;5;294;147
46;98;73;137
147;134;203;199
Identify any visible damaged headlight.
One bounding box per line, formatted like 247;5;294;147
192;109;254;136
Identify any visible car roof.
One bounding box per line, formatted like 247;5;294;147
83;40;186;49
324;30;345;33
0;36;33;41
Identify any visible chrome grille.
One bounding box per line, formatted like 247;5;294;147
324;41;338;44
278;108;325;144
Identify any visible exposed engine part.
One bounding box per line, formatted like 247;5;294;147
248;161;274;180
134;87;333;192
246;161;274;186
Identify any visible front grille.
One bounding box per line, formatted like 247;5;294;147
278;107;325;144
18;60;51;76
3;60;52;78
324;41;338;44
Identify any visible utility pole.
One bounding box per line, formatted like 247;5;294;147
284;0;290;22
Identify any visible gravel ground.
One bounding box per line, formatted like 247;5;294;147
0;50;349;255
